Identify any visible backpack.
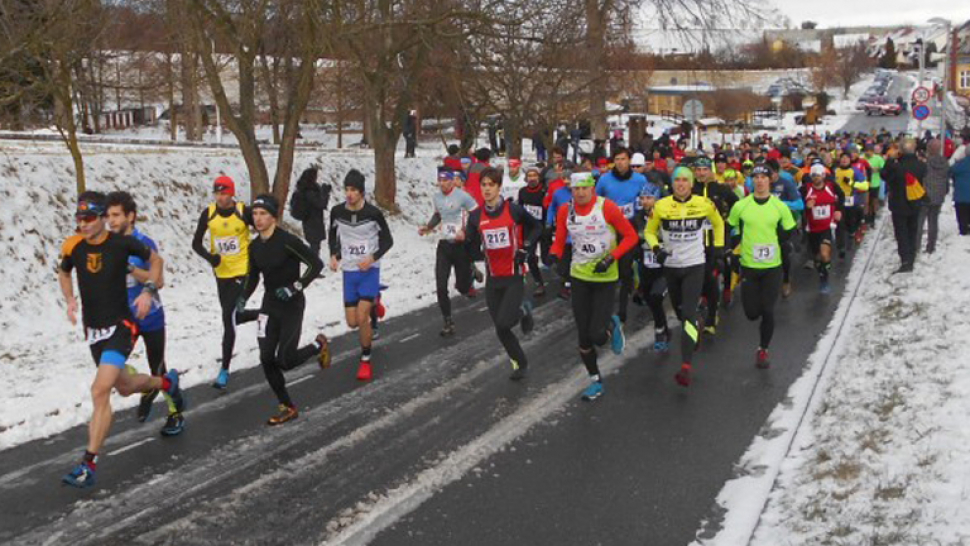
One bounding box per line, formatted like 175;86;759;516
904;172;926;202
290;188;309;221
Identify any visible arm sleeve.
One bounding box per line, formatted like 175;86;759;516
783;180;805;211
511;204;542;252
644;206;662;249
464;210;484;261
285;232;324;288
426;211;442;229
242;205;254;227
192;209;218;263
603;201;638;260
550;205;569;258
328;211;340;258
708;201;725;248
242;247;261;301
779;200;797;231
372;210;394;262
727;200;742;229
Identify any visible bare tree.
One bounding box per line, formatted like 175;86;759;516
834;41;872;98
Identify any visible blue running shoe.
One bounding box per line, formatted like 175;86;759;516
820;280;831;294
654;327;670;353
212;368;229;390
62;462;95;488
581;381;604;401
160;413;185;437
610;315;625;355
165;370;185;412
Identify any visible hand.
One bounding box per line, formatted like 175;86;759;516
275;283;301;302
514;249;529;266
66;298;78;326
454;229;465;242
834;211;843;223
134;291;153;320
359;255;375;271
806;199;815;209
418;225;430;236
593;254;615;274
208;254;221;268
653;247;669;265
235;297;247;315
329;256;339;272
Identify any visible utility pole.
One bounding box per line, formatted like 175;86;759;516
917;34;925;134
928;18;951;150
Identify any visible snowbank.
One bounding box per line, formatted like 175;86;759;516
695;203;970;545
0;140;445;449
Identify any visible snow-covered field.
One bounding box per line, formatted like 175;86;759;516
696;204;970;545
0;140;451;449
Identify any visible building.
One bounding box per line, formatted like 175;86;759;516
645;84;717;116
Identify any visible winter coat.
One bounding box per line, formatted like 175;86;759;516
883;153;927;216
298;176;331;244
924;155;950;206
951;154;970;204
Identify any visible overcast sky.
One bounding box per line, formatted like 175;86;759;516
778;1;968;29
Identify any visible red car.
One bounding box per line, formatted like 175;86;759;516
863;99;902;116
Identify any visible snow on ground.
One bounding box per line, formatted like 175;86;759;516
695;205;970;545
0;139;452;449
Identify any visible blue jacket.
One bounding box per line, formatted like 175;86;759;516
952;155;970;204
596;169;647;219
546;187;573;227
128;229;165;333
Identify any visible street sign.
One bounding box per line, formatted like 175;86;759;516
683;99;704;123
913;104;932;121
912;86;931;104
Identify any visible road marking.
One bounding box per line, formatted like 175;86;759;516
108;437;154;457
400;333;420;343
289;375;314;387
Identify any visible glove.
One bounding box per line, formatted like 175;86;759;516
235;297;247;315
653;246;669;266
275;281;303;302
208;254;222;268
514;249;529;267
593;254;615;274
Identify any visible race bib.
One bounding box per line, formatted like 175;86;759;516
215;236;241;256
643;250;658;267
86;326;117;346
752;244;777;263
441;223;461;239
257;313;268;338
574;240;608;261
845;196;855;208
621;202;635;218
343;243;369;257
483;228;511;250
525;205;543;220
812;204;831;219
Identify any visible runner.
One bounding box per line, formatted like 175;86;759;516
59;191;185;488
691;156;737;332
801;163;845;293
238;194;329;425
864;143;886;224
595;147;647;324
419;167;479;337
631;182;670;352
833;152;869;258
105;191;183;436
728;165;797;369
550;172;637;400
547;172;580;300
328;169;394;382
501;158;527;202
465;167;542;380
517;165;548;297
646;166;725;387
765;159;804;298
191;175;260;389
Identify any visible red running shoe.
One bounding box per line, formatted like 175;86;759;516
756;348;770;369
357;361;373;382
675;364;692;387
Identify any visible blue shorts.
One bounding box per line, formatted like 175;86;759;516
343;268;381;307
88;321;137;369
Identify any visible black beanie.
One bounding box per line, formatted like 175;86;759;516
252;193;280;218
344;169;366;194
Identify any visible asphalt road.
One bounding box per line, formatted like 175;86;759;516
0;242;862;546
838;74;912;134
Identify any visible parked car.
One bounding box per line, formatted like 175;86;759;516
864;98;902;116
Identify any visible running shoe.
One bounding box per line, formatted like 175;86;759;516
534;284;546;298
819;280;831;294
267;404;298;426
520;301;535;334
212;368;229;390
781;282;793;299
654;327;670;353
472;265;485;284
756;348;770;369
356;361;373;382
440;318;456;338
631;292;644;306
137;389;159;422
703;314;718;336
62;462;95;488
610;315;625;355
164;370;186;412
509;360;527;381
160;412;185;436
465;287;479;299
316;334;332;369
372;326;381;340
581;381;604;401
675;364;692;387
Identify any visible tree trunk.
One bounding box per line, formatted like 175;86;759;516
181;52;200;141
372;127;398;210
505;116;522;159
260;53;282;145
54;64;85;194
585;0;608;142
271;49;316;205
167;54;177;142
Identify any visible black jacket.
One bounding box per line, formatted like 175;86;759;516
297;176;331;243
883;153;927;216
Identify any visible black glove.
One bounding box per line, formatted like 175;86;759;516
275;281;303;302
653;246;669;266
514;249;529;266
594;254;615;274
208;254;222;268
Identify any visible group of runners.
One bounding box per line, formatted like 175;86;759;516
59;126;938;488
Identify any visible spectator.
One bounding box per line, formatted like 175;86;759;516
919;139;949;253
291;167;332;258
883;139;926;273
